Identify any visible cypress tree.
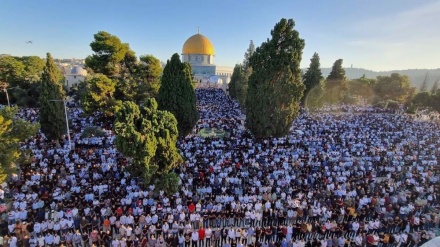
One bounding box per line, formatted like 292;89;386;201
419;73;428;92
245;18;305;138
302;52;324;105
39;53;67;141
230;40;255;109
157;53;198;137
431;79;439;94
243;40;255;70
324;59;347;104
327;59;346;81
228;64;249;108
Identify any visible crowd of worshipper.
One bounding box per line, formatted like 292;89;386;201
0;88;439;247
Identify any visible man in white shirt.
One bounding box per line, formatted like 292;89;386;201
145;214;152;226
355;234;363;246
8;235;17;247
126;214;134;226
29;235;38;247
250;211;256;226
34;222;41;234
126;225;133;238
53;233;61;245
71;207;78;217
373;219;380;233
241;228;249;245
287;209;294;225
162;222;170;235
368;220;374;233
53;221;61;233
255;211;262;227
255;201;262;212
400;232;408;246
109;215;117;233
352;221;360;235
44;232;54;246
414;216;420;231
228;228;235;243
37;235;45;247
66;217;74;230
48;219;55;232
7;221;16;235
120;215;127;225
112;238;120;247
320;238;327;247
191;230;199;246
179;211;186;223
205;227;212;247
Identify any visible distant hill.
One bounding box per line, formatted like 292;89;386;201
313;68;440;89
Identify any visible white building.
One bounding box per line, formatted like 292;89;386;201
64;65;87;88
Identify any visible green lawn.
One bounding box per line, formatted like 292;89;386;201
198;128;228;138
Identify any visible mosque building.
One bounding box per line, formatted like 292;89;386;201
181;32;233;85
58;32;232;90
62;65;88;89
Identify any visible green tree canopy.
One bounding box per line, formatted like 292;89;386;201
114;99;182;192
134;54;162;101
85;31;163;105
0;107;39;182
408;87;440;113
0;56;50;107
18;56;46;88
411;91;432;107
68;80;87;101
344;75;377;104
81;74;120;117
302;52;324;105
245;18;305;138
157;53;198;137
39;53;67;141
85;31;134;78
356;74;377;86
112;77;137;102
0;56;26;88
374;73;413;103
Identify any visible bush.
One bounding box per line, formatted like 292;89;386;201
406;105;418;114
374;100;399;110
386;100;399;110
374;101;387;109
81;126;106;138
342;94;358;105
155;172;180;194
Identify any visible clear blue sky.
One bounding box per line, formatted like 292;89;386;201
1;0;439;71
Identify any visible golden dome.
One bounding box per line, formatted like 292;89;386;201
182;34;215;55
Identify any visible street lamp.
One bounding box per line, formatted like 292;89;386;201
50;99;72;150
3;88;10;107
